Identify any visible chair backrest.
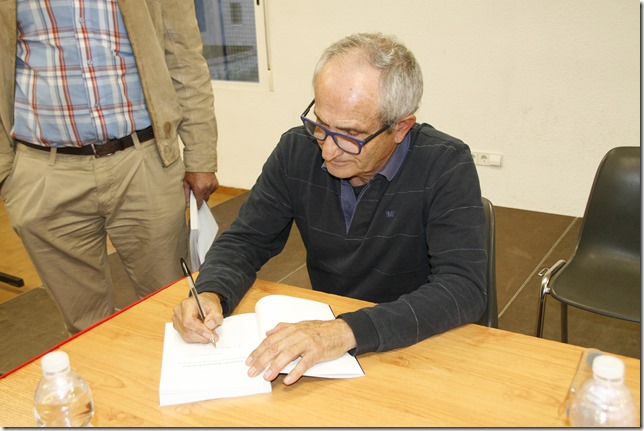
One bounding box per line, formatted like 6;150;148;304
575;147;640;269
477;197;499;328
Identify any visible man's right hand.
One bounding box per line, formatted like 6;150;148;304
172;292;224;344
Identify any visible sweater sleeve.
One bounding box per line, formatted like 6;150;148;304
194;140;294;314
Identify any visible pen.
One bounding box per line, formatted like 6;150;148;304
179;258;216;348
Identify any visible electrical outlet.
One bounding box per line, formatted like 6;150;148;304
472;151;503;167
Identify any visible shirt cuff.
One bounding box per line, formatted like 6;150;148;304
338;310;380;356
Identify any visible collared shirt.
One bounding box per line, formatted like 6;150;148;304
324;133;412;231
13;0;151;147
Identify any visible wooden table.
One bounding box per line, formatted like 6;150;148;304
0;279;640;427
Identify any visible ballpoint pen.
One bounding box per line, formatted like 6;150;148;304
179;258;217;348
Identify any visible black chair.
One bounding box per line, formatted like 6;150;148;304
0;272;24;288
477;197;498;328
536;147;641;341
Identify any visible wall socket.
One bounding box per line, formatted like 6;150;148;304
472;151;503;167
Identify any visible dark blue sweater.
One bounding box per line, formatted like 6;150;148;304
196;123;486;355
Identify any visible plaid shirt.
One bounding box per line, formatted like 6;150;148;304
13;0;151;147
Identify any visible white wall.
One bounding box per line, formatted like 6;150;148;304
210;0;639;217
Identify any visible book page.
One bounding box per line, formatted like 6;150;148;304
159;314;271;406
254;295;365;378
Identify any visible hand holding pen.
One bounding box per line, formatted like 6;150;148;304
178;258;218;348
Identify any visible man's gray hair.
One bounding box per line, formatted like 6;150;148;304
313;32;423;125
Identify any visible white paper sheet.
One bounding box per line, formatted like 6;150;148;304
189;191;219;272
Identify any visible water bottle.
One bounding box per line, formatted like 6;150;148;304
33;351;95;427
568;354;637;427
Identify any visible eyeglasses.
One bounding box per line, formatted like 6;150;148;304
300;99;392;155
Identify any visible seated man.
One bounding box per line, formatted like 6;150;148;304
173;32;486;385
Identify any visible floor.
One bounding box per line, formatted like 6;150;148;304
0;189;640;375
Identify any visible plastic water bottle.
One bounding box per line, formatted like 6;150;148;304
33;351;95;427
568;354;637;427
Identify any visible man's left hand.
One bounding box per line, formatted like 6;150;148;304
245;318;357;385
184;172;219;208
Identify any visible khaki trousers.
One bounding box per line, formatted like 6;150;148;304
2;136;188;333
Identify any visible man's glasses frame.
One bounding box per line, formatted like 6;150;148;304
300;99;392;155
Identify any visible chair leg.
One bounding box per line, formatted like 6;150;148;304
536;260;567;338
536;283;548;338
0;272;24;288
560;302;568;343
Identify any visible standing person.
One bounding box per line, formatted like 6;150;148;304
173;33;487;385
0;1;219;333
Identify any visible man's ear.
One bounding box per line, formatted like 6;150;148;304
393;115;416;144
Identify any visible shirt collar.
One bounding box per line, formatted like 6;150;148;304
378;131;411;181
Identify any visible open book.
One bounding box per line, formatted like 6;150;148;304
159;294;365;406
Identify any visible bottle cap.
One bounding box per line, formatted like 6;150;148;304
592;354;625;381
41;351;71;375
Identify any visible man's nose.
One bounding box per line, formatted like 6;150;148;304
320;136;343;159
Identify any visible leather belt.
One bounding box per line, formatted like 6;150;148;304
16;126;154;158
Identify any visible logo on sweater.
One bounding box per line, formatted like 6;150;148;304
385;210;397;219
